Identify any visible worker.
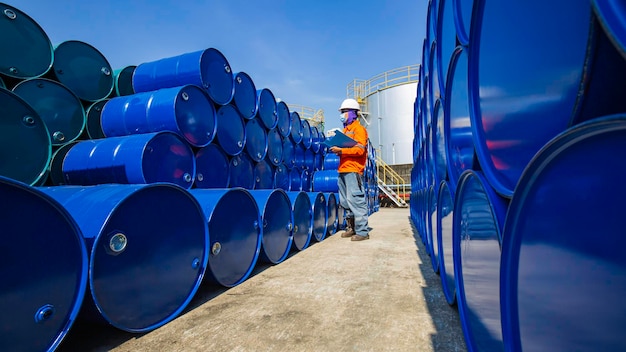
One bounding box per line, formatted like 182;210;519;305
329;98;370;241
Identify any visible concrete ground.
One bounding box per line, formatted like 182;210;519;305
58;207;467;352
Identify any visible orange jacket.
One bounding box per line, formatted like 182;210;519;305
338;119;368;174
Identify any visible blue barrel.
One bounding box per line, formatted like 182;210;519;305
592;1;626;56
500;115;626;352
294;144;305;170
229;153;254;189
0;3;53;79
429;40;442;112
432;98;447;185
289;111;303;144
314;151;323;171
190;188;261;287
453;170;508;352
190;188;262;287
48;141;77;186
453;0;474;46
62;132;195;189
0;177;87;352
326;192;338;236
469;1;591;197
250;189;294;264
336;195;346;230
52;40;114;102
12;78;85;146
286;191;313;251
300;169;311;192
233;71;257;119
254;159;274;189
312;169;339;192
570;19;626;125
256;88;277;129
437;0;457;94
304;148;315;171
274;163;290;191
436;180;456;305
444;46;474;192
323;153;340;170
101;85;216;148
308;192;328;242
195;144;230;188
0;88;51;185
289;168;301;191
427;184;439;273
267;127;283;166
276;101;291;138
113;65;136;96
40;183;208;332
282;137;296;169
301;119;312;149
85;99;108;139
133;48;234;105
215;104;246;156
245;117;268;162
310;126;321;153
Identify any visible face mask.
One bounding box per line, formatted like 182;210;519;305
339;113;347;123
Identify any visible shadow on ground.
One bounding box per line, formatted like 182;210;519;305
408;215;468;352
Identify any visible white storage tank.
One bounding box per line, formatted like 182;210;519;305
348;65;418;166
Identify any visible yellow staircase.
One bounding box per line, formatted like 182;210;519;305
376;155;408;208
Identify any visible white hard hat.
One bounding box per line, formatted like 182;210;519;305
339;98;360;111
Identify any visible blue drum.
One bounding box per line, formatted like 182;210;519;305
273;163;290;191
501;115;626;352
289;111;303;144
427;184;439;273
312;170;339;193
282;138;296;169
300;169;311;192
102;85;216;147
254;159;274;189
256;88;277;130
266;128;283;166
51;40;114;102
190;188;261;287
195;144;230;188
469;0;591;197
0;88;51;185
453;170;508;352
301;119;312;149
308;192;328;242
245;117;268;162
228;153;254;189
61;132;196;189
326;192;338;236
276;101;291;137
40;183;208;332
286;191;313;251
0;177;87;352
250;189;294;264
215;104;246;156
12;78;85;146
437;180;456;305
0;3;53;79
437;0;456;95
289;168;301;191
432;98;447;186
113;65;136;96
85;99;108;140
233;71;257;119
133;48;234;105
453;0;474;46
323;153;340;170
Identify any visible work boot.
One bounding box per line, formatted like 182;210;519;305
351;234;370;241
341;217;355;238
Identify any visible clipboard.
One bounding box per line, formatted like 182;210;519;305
322;130;358;148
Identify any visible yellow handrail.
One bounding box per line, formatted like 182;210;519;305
376;155;407;203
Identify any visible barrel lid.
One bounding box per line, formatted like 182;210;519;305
0;4;53;79
53;40;114;102
0;88;51;185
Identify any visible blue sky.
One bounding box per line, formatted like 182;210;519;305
11;0;426;132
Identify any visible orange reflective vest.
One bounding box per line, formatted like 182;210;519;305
338;120;368;174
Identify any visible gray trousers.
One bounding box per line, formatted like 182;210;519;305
337;172;369;237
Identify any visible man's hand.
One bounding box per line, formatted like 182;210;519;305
329;146;342;155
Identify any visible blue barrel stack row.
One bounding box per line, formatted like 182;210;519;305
411;0;626;351
0;3;381;352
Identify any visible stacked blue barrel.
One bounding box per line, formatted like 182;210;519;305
0;3;366;351
411;0;626;351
